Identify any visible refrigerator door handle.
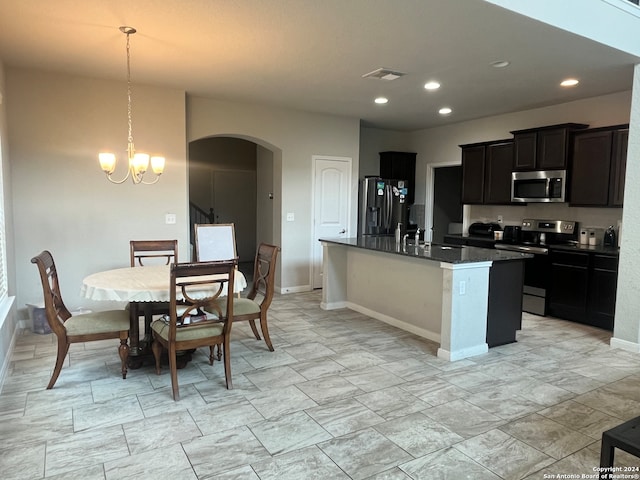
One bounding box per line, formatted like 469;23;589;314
384;184;392;229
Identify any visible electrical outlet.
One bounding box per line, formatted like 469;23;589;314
497;215;503;223
286;212;295;222
459;280;466;295
165;213;176;224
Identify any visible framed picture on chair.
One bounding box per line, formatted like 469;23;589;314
194;223;237;261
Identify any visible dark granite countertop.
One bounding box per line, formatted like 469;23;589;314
444;234;496;243
445;234;619;256
320;236;532;264
547;243;620;256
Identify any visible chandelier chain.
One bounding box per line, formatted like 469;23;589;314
126;32;134;148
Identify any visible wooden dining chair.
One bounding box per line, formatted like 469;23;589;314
30;251;130;389
150;259;237;400
130;239;178;266
208;243;279;351
129;239;178;326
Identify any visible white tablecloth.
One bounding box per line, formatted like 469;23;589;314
81;264;247;302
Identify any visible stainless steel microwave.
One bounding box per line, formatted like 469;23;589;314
511;170;566;203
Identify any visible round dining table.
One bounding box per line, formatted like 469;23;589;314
81;264;247;362
81;264;247;302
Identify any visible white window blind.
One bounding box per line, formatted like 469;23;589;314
0;137;7;301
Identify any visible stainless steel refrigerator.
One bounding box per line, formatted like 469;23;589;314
359;176;409;236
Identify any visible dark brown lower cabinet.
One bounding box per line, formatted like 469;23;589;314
588;254;618;330
548;250;618;330
548;251;589;322
487;259;524;347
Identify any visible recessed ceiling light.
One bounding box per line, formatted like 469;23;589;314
490;60;511;68
560;78;579;87
424;81;441;90
439;107;452;115
374;97;389;104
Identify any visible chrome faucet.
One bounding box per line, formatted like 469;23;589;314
415;228;421;244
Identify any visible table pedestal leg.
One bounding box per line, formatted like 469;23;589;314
129;302;141;354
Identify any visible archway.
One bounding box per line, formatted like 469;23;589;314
187;135;282;282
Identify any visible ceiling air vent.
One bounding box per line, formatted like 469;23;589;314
362;68;406;81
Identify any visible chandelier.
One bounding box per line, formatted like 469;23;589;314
98;26;165;184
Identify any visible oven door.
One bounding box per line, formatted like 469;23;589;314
495;243;550;315
522;253;550;315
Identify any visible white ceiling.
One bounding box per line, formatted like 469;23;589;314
0;0;638;131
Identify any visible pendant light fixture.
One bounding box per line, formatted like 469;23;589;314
98;26;165;184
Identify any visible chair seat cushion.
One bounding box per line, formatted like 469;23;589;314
205;298;260;318
151;319;224;342
65;310;129;336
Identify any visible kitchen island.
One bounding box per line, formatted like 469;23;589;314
320;236;531;361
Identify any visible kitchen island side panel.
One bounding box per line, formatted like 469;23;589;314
345;247;444;342
320;242;348;309
439;263;491;361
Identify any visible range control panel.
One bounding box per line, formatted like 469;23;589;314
521;219;576;234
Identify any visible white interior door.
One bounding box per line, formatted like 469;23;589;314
312;156;352;289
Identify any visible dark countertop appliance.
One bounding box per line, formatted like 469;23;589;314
495;219;578;315
604;226;617;247
503;225;522;244
468;222;502;237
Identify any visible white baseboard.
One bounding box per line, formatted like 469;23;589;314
277;285;312;294
321;300;348;310
437;343;488;362
610;336;640;353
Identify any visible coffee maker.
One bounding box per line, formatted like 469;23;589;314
603;226;617;247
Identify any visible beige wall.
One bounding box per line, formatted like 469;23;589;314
7;68;188;314
187;95;361;291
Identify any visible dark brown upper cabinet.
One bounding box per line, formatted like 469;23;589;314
485;141;514;204
569;125;628;207
512;123;588;171
380;151;416;205
610;129;628;207
461;144;485;204
460;140;513;205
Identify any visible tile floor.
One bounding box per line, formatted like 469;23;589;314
2;291;640;479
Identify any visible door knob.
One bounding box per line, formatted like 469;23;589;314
339;229;346;234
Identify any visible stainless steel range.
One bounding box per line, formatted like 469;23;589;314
495;219;578;315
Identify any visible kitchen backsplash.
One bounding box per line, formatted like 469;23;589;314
469;204;622;234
